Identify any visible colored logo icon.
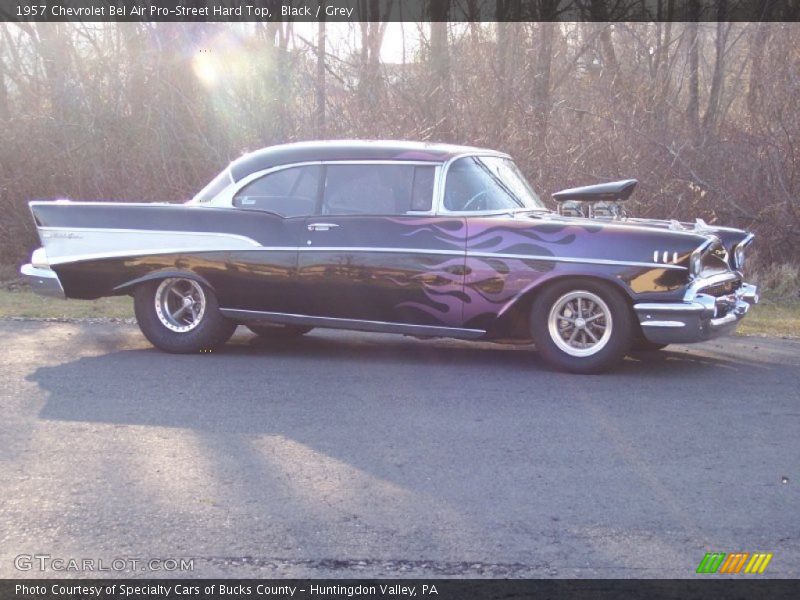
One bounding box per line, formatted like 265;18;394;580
696;552;773;574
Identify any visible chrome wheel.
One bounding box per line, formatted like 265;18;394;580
154;278;206;333
547;290;613;358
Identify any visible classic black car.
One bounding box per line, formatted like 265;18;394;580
21;141;758;373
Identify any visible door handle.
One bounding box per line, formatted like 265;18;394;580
307;223;340;232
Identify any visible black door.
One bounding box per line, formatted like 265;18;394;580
296;163;468;327
217;164;322;313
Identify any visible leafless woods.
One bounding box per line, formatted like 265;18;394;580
0;21;798;266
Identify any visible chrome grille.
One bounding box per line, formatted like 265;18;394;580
700;278;741;297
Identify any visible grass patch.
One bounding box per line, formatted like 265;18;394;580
0;288;798;338
737;301;800;338
0;288;132;320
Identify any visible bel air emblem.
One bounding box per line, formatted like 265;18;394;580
43;231;82;239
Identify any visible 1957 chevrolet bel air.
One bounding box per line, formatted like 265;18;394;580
21;141;758;373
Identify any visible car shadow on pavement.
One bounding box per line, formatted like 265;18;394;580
18;326;799;575
29;328;780;434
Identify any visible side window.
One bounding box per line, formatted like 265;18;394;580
410;166;435;212
233;165;321;217
444;157;523;212
322;164;435;215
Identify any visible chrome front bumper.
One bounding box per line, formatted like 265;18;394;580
634;279;758;345
20;263;66;299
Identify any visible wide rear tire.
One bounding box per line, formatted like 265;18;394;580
134;278;236;353
530;280;634;374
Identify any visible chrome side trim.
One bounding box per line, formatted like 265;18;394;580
220;309;486;339
640;321;686;328
634;302;706;313
38;226;262;246
38;227;262;266
300;246;682;270
298;246;461;256
42;242;687;272
465;250;686;270
29;200;178;208
20;264;65;299
46;248;268;266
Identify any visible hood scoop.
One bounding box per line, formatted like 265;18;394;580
552;179;638;203
552;179;638;220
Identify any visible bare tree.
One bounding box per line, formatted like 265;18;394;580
428;0;451;140
316;11;326;137
1;20;799;266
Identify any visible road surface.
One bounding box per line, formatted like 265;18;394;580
1;320;798;578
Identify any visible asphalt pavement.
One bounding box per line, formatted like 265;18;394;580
0;320;798;578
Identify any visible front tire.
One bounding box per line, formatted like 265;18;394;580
134;278;236;353
530;280;634;374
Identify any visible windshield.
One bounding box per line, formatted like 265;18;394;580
191;168;233;204
444;156;545;212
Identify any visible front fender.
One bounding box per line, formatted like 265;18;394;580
495;269;634;321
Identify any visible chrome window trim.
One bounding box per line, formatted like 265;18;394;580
210;160;443;216
219;308;486;339
190;167;234;204
213;160;322;208
433;152;519;216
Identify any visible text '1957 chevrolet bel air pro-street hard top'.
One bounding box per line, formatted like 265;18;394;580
21;141;758;373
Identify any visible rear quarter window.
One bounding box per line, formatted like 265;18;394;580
233;165;322;217
322;164;435;215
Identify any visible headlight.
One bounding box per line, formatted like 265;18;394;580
734;245;745;269
690;237;724;277
733;234;754;270
690;252;703;276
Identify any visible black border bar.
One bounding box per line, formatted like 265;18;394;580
2;579;800;600
2;0;800;22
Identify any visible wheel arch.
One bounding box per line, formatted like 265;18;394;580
113;270;214;294
491;273;635;338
